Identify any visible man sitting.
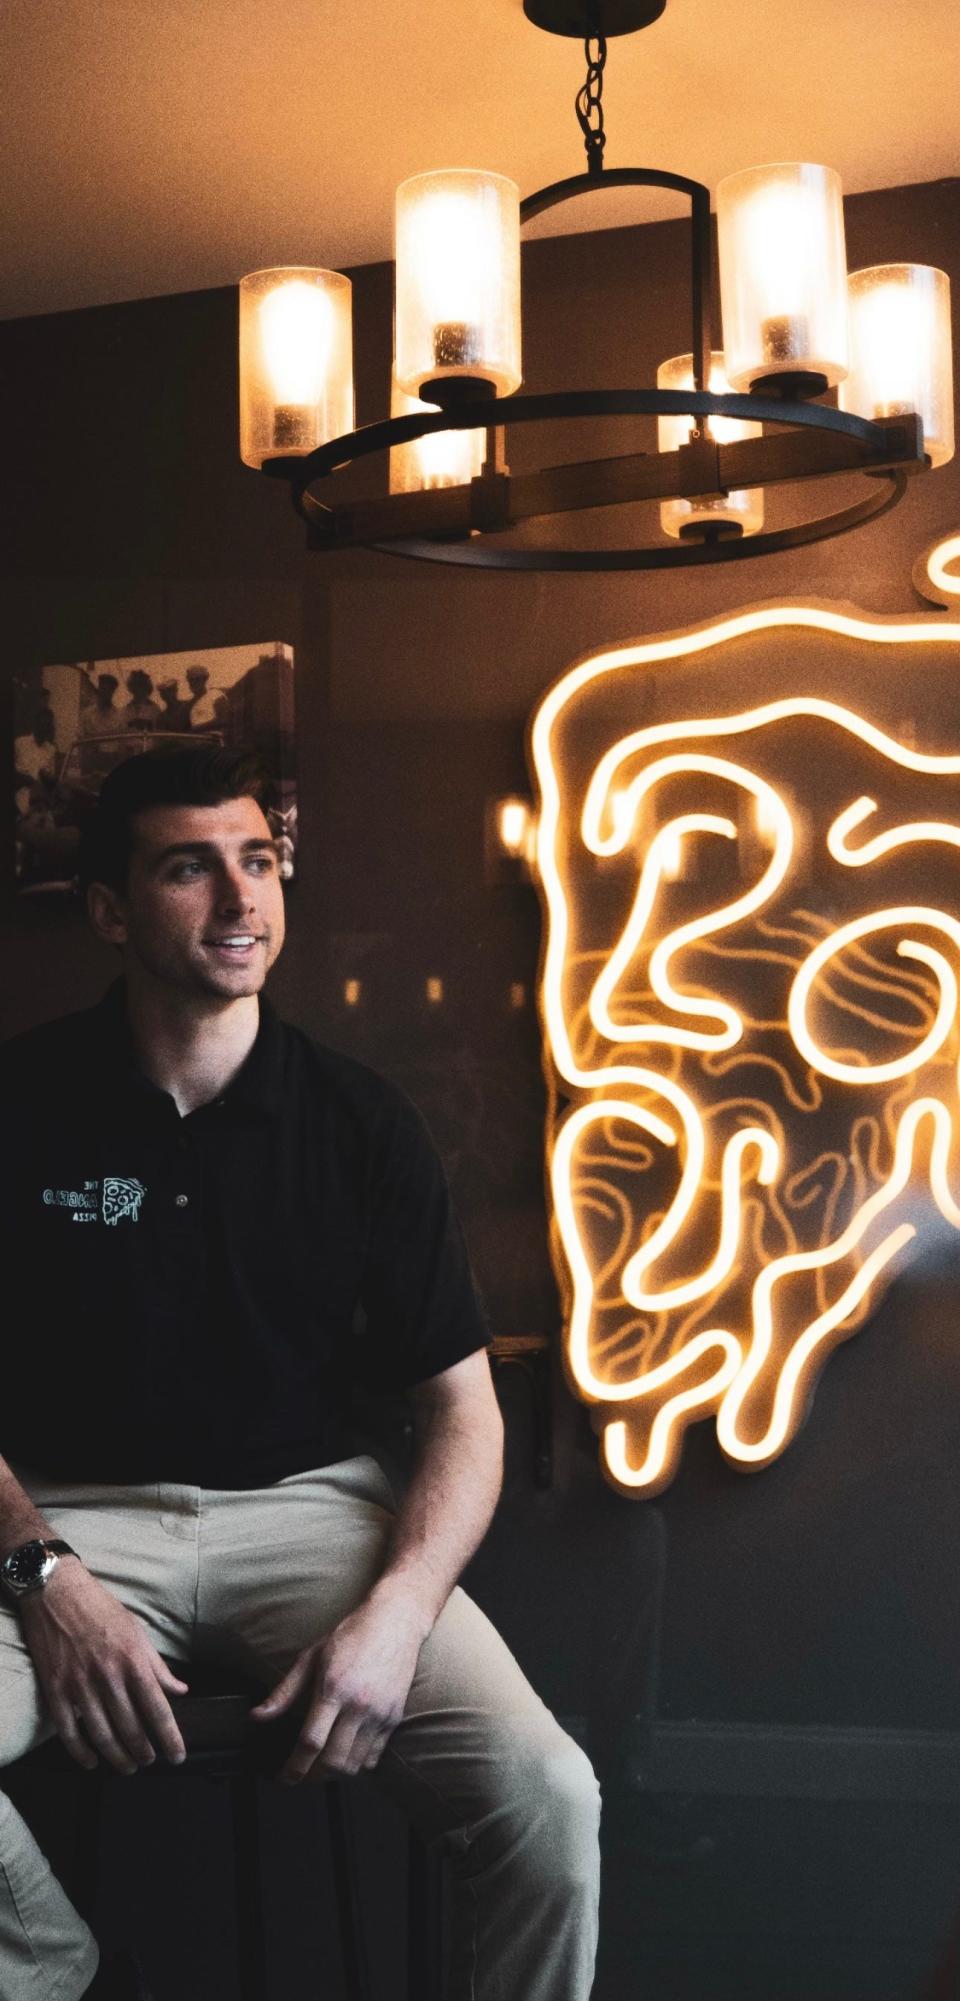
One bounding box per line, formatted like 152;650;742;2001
0;744;600;2001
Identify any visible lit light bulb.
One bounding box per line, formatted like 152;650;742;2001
740;182;822;368
852;282;924;417
417;426;478;486
740;182;815;328
656;352;763;539
395;171;521;396
408;190;499;369
259;281;333;406
841;265;954;465
389;380;483;493
717;164;847;389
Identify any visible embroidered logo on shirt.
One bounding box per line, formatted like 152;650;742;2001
102;1177;147;1226
43;1183;98;1218
41;1176;147;1224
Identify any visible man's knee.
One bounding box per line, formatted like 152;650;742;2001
505;1727;601;1891
540;1733;601;1845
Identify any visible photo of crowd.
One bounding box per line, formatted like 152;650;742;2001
14;642;297;894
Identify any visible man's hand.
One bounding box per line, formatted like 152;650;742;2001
19;1561;189;1774
249;1585;430;1782
251;1353;502;1785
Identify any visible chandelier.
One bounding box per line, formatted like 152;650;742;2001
238;0;954;572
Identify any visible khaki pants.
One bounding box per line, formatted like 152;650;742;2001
0;1455;600;2001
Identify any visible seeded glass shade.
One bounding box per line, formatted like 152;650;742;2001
394;170;522;400
239;268;354;468
657;351;763;538
389;379;485;492
717;164;848;391
840;264;954;468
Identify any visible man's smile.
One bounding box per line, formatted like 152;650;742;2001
204;933;265;960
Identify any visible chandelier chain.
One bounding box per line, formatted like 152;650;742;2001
575;34;607;177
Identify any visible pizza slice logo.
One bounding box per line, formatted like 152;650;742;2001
102;1177;146;1226
529;604;960;1495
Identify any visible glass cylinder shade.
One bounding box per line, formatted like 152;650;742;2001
239;268;354;469
395;170;521;400
389;380;485;493
717;164;848;390
839;264;954;468
657;352;764;539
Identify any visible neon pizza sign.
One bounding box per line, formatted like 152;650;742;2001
530;603;960;1494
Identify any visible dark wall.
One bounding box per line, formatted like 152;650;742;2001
4;178;960;1762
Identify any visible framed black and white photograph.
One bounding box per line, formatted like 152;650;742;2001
13;641;296;895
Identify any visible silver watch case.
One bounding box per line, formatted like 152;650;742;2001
1;1538;73;1599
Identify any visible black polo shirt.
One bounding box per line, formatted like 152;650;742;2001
0;980;490;1488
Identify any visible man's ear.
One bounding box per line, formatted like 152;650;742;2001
86;880;129;949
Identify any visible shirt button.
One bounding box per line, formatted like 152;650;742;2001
175;1193;189;1208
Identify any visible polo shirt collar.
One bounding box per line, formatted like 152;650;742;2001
92;976;283;1115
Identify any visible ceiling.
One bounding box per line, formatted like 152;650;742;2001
2;0;955;321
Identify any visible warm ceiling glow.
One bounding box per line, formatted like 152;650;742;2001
530;604;960;1494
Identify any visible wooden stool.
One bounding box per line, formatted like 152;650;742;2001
16;1658;444;2001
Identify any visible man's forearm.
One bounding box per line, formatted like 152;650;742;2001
0;1455;60;1561
368;1390;503;1637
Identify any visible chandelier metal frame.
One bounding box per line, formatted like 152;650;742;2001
260;0;928;570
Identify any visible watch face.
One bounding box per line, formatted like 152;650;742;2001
4;1541;49;1587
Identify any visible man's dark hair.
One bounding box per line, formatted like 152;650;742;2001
77;744;271;897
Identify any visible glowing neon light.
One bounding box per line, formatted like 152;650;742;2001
789;912;960;1085
588;754;793;1052
530;603;960;1495
914;531;960;606
828;796;960;866
716;1097;960;1467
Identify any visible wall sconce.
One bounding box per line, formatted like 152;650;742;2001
486;795;537;883
657;826;685;882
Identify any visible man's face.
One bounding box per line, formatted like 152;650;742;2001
103;795;285;1004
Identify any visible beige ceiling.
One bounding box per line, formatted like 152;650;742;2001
2;0;956;320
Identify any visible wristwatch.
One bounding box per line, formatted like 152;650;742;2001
0;1538;79;1603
